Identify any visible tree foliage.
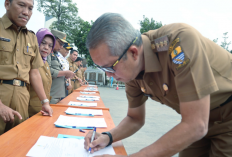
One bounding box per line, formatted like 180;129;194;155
36;0;95;65
139;15;163;34
213;32;232;53
72;19;94;66
36;0;78;32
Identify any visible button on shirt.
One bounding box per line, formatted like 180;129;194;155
126;23;232;113
0;14;43;83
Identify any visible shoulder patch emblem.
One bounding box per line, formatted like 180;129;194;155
171;46;190;70
171;46;185;64
176;58;190;70
168;38;180;54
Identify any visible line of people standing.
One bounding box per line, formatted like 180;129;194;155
0;0;88;135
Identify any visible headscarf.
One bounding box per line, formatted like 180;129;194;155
36;28;56;63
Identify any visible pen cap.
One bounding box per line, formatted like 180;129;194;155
93;127;96;132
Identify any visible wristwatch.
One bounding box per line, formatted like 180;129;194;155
101;132;113;147
41;99;49;105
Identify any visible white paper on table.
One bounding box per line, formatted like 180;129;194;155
54;115;107;128
88;85;97;87
26;136;115;157
65;107;103;116
67;101;97;107
76;97;99;101
84;87;98;91
80;95;100;99
80;92;96;94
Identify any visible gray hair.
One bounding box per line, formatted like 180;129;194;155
86;13;142;60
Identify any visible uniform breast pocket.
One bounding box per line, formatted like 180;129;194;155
0;42;14;65
23;46;35;68
51;60;62;70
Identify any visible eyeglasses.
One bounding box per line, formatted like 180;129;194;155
96;37;138;73
56;38;65;47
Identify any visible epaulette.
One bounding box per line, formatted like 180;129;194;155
28;30;35;34
51;53;57;60
151;35;169;52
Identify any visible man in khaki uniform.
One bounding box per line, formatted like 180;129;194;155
0;0;53;135
67;49;78;94
74;57;83;89
47;30;75;104
84;13;232;157
80;64;88;85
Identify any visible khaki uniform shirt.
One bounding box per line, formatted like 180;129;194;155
67;57;76;72
29;61;52;103
47;52;66;98
0;14;43;83
29;61;52;116
67;57;77;94
74;67;82;89
126;23;232;114
81;68;85;81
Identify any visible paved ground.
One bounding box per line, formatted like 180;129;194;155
98;86;181;157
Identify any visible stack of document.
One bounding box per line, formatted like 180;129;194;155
80;95;100;99
88;85;97;87
80;91;96;94
26;136;115;157
54;115;107;129
76;97;99;101
84;87;98;91
65;107;103;116
68;101;97;107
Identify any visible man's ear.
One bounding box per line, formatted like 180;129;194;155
128;45;139;61
5;0;11;11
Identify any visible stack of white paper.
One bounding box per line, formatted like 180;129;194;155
80;92;96;94
80;95;100;99
54;115;107;128
26;136;115;157
67;101;97;107
76;97;99;101
65;107;103;116
84;87;98;91
88;85;97;87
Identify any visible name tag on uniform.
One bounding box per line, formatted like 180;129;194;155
0;37;10;42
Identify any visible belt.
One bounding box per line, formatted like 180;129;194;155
1;79;27;87
213;95;232;110
220;95;232;107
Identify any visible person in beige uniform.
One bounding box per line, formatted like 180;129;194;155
74;57;83;89
67;49;78;94
0;0;53;135
80;64;88;85
84;13;232;157
28;28;55;117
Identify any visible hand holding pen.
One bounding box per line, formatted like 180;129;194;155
88;127;96;154
84;128;111;154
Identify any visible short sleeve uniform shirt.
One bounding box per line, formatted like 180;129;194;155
0;14;43;83
126;23;232;113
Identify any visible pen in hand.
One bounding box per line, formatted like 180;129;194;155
88;127;96;154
